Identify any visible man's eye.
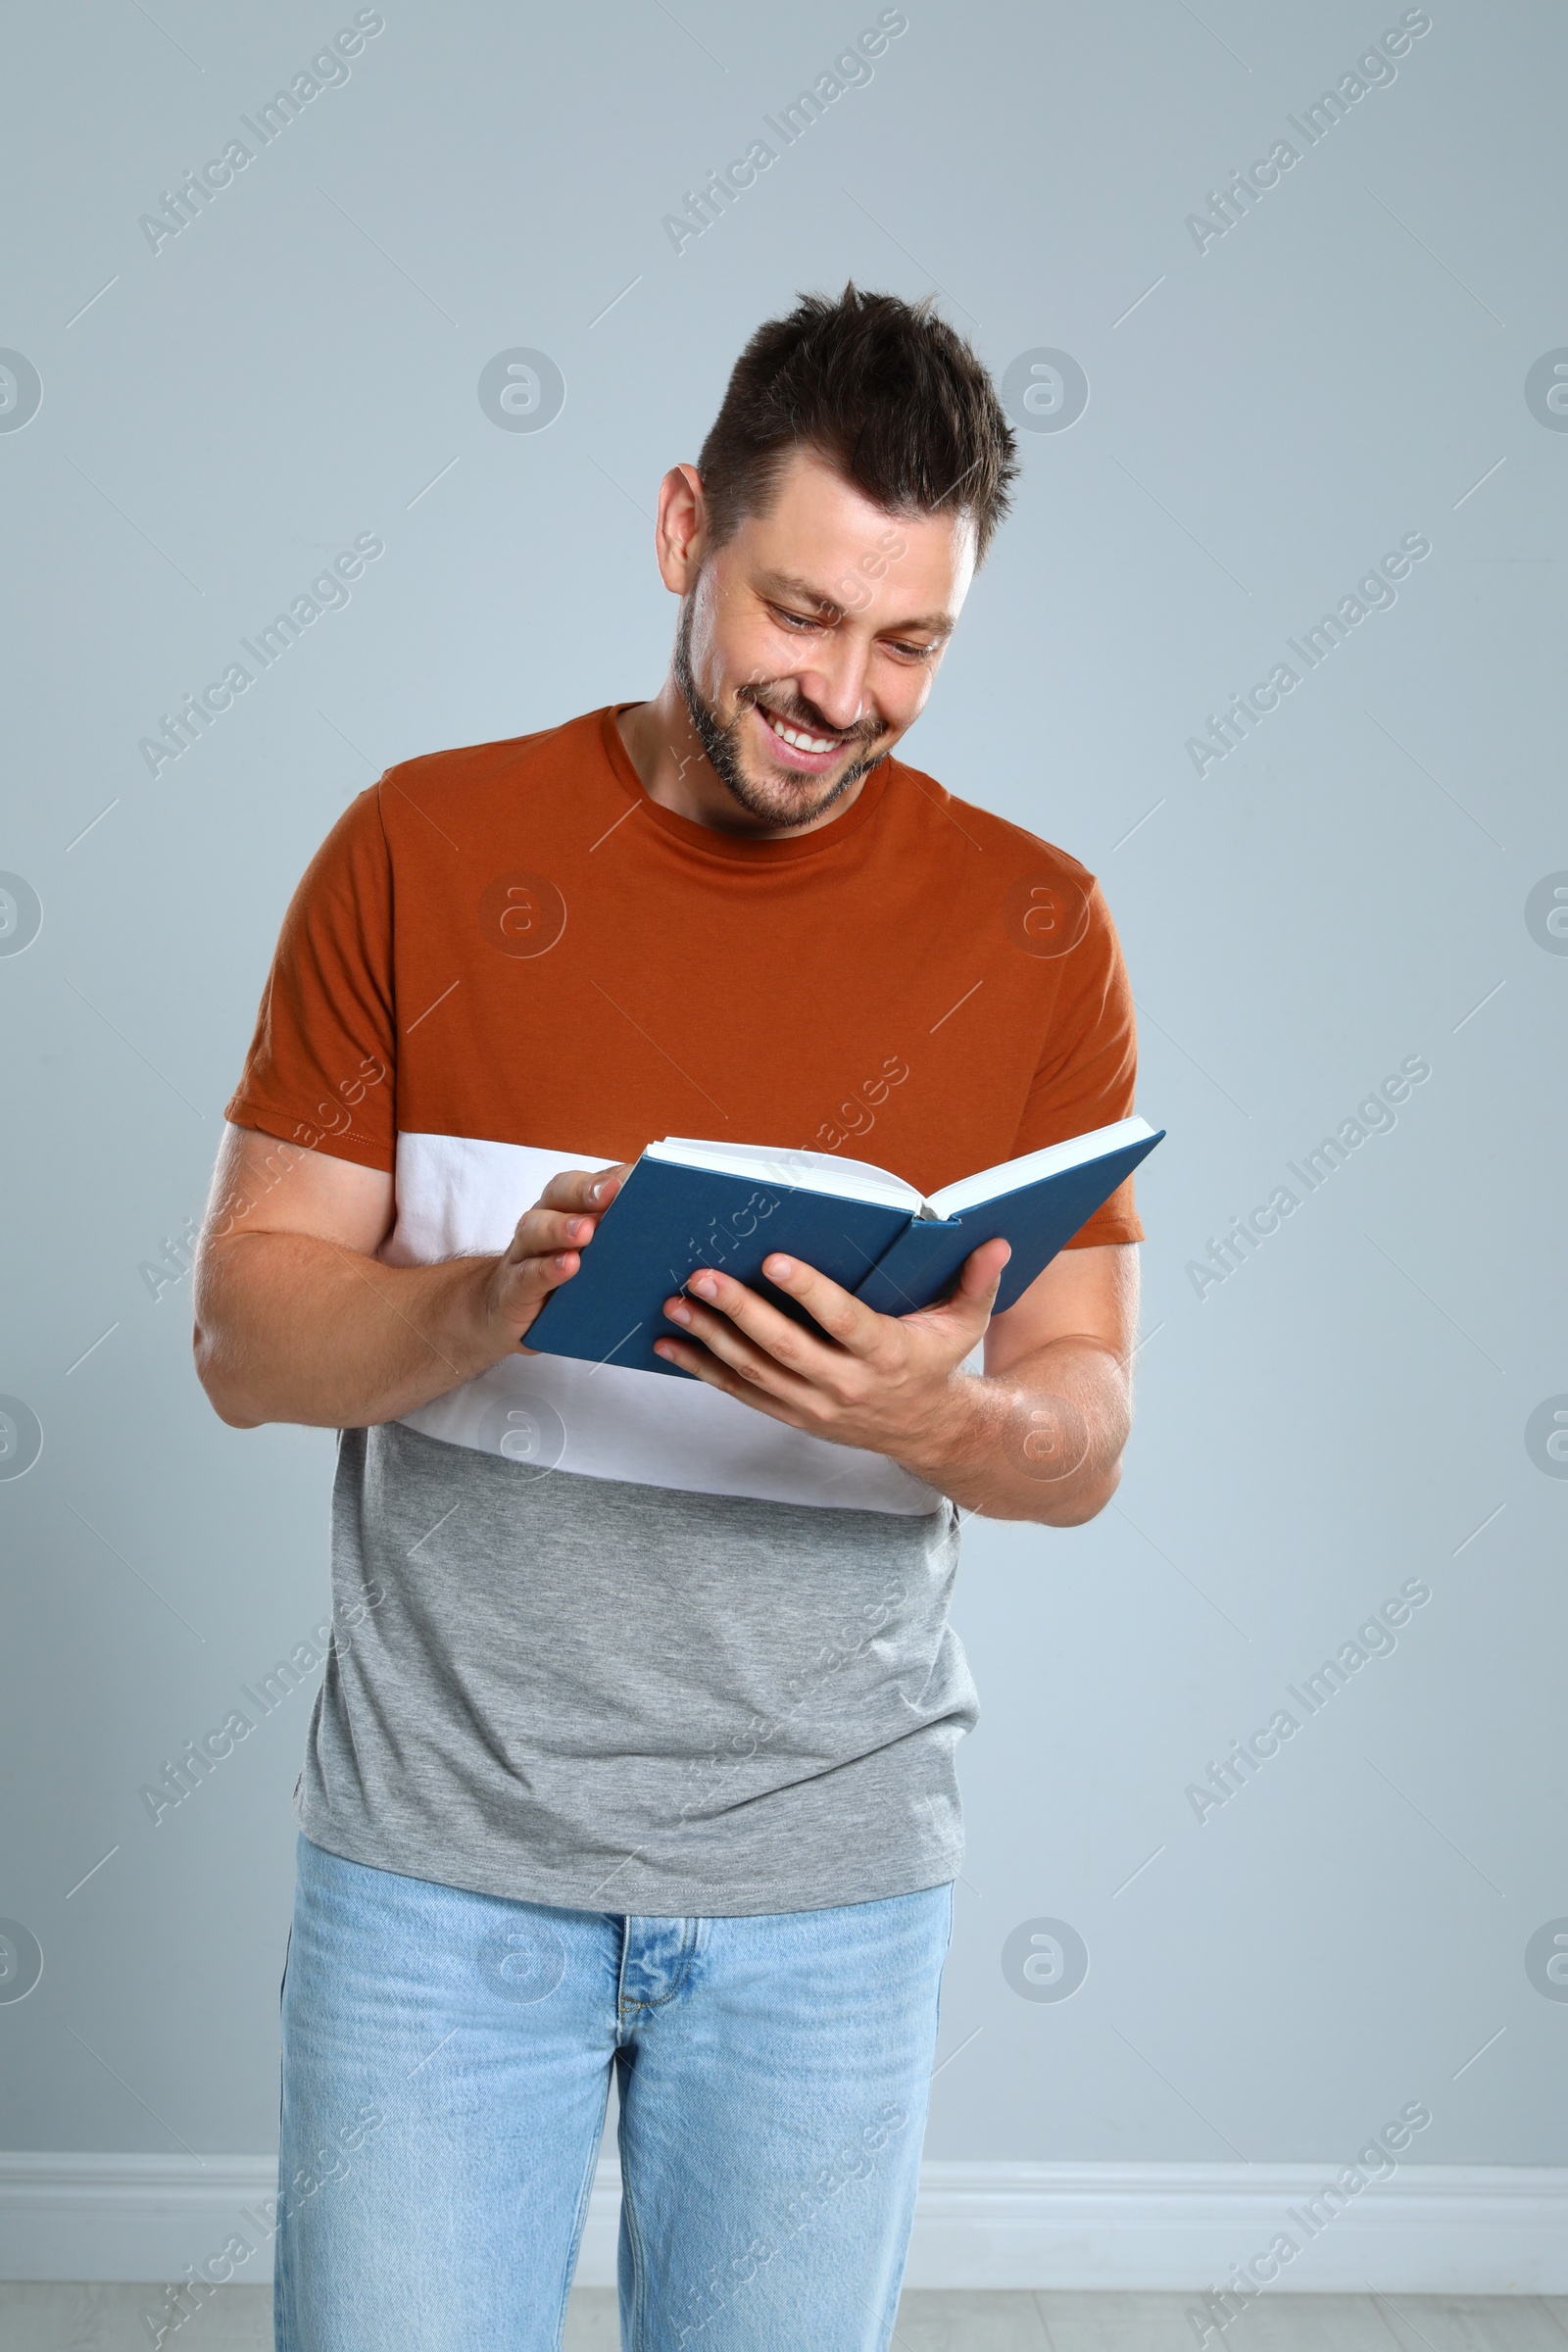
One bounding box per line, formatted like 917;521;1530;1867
774;608;819;631
889;640;936;662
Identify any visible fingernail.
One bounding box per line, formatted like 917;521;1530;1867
690;1274;717;1298
767;1256;793;1279
667;1302;691;1324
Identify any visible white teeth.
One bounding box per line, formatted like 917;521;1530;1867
763;708;837;756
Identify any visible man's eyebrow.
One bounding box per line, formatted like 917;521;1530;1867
754;569;956;639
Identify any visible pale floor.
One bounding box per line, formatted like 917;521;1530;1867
2;2284;1567;2350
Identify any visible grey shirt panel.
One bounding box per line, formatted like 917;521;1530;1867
294;1421;977;1916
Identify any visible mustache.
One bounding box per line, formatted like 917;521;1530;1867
740;682;886;748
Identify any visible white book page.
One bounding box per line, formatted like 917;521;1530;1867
926;1115;1156;1219
648;1136;924;1215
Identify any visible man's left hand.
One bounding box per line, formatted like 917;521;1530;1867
656;1235;1138;1525
656;1240;1009;1462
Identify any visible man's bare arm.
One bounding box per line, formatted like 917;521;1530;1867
191;1124;628;1430
896;1242;1140;1525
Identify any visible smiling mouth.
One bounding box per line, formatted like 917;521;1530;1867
753;699;857;759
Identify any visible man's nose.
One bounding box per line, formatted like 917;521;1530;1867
793;648;871;734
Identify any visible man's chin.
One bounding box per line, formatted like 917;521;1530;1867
725;756;863;827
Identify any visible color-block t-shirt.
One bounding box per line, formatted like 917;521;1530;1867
226;705;1143;1915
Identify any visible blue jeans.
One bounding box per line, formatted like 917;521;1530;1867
273;1834;954;2350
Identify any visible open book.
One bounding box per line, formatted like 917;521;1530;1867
522;1115;1163;1377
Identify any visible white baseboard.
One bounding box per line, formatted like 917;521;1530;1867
2;2154;1565;2293
897;2162;1568;2294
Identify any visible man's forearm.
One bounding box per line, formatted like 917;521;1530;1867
193;1233;510;1429
892;1337;1130;1525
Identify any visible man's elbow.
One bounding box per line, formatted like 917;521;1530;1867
1035;1451;1123;1528
191;1320;263;1429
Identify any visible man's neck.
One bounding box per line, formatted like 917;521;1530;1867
615;684;872;841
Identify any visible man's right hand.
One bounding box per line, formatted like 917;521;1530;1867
491;1162;634;1348
192;1122;632;1430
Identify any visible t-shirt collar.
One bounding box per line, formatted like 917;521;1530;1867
598;704;892;864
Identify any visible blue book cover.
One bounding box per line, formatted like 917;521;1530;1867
523;1118;1163;1379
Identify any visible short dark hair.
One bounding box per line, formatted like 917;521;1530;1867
695;283;1019;567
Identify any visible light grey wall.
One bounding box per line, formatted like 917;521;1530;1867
1;0;1563;2177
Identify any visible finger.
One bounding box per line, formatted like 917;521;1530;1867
505;1230;590;1289
507;1159;635;1264
504;1202;603;1269
749;1252;888;1357
661;1285;818;1400
505;1163;638;1350
506;1214;618;1350
910;1236;1012;1323
652;1331;810;1427
954;1236;1012;1304
502;1234;592;1328
533;1161;633;1218
674;1265;852;1379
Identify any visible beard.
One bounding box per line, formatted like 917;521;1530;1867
671;594;888;828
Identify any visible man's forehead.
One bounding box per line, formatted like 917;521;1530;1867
723;451;973;624
743;445;970;543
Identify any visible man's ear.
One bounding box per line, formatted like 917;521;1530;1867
656;464;708;595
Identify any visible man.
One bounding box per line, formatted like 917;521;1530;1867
194;285;1145;2350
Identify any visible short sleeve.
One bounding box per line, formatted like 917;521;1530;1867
1009;878;1144;1247
223;785;398;1172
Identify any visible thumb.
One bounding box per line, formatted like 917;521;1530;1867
952;1237;1011;1314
